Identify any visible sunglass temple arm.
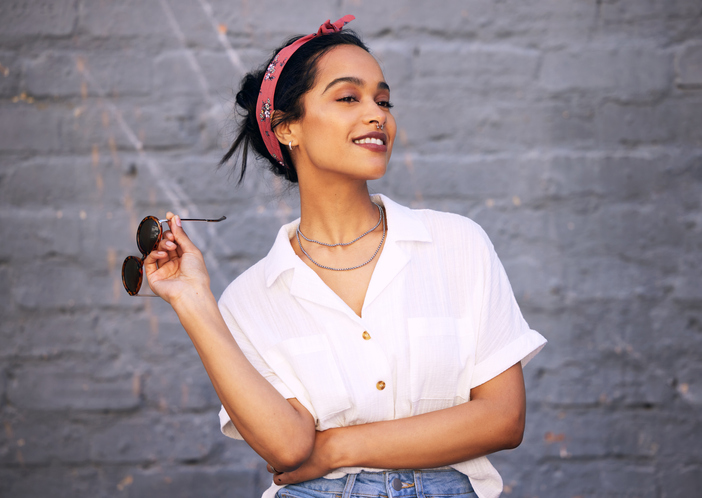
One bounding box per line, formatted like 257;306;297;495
158;216;226;223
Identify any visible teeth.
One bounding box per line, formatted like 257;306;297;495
354;138;384;145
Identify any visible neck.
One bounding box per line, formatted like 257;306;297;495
297;181;380;245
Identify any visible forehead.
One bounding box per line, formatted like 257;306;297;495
313;45;386;88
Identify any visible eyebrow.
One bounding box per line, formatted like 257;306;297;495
322;76;390;94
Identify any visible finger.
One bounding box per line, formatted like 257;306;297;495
157;237;178;260
168;215;201;256
143;249;168;275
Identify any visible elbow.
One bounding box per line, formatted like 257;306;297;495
503;424;524;450
269;432;315;472
502;407;526;450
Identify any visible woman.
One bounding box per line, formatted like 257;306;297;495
144;15;546;498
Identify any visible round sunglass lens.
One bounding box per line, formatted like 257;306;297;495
122;257;143;295
137;217;161;255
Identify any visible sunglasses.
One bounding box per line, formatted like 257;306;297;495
122;215;226;296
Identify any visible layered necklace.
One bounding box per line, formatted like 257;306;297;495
296;201;386;271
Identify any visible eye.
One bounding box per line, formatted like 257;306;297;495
377;100;394;109
337;96;358;103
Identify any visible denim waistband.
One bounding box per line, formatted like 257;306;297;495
276;469;475;498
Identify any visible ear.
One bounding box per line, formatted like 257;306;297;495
273;113;301;149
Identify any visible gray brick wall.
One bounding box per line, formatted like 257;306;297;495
1;1;700;497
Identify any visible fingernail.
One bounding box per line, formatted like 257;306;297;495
176;215;182;227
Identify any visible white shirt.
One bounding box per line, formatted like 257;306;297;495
218;194;546;498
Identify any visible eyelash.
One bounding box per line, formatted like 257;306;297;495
337;96;394;109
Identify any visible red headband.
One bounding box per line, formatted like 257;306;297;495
256;15;355;168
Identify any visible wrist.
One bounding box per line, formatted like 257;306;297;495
325;426;356;469
171;283;216;316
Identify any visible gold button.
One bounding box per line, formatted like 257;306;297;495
376;381;386;391
362;331;371;340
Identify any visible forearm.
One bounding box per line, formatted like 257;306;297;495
333;364;526;470
172;287;314;470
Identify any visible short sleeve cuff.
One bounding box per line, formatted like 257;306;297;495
470;329;547;389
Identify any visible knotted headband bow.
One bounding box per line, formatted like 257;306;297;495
256;15;355;168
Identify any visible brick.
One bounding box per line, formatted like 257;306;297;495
506;460;657;498
0;463;265;498
415;44;540;90
0;103;63;152
197;52;243;95
210;208;286;260
99;310;194;359
0;313;107;360
0;0;76;38
0;157;126;209
530;347;676;407
111;465;266;498
596;99;702;147
23;51;151;98
212;0;337;45
7;363;141;411
154;51;209;98
0;409;91;464
80;0;175;40
0;466;103;498
343;0;600;44
143;360;219;412
89;414;216;463
676;42;702;88
598;0;702;43
155;0;222;51
540;47;671;96
394;99;596;153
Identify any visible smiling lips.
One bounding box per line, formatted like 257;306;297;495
353;131;387;151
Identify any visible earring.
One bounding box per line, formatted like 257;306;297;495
288;141;293;151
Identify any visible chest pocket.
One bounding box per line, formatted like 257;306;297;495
271;335;351;428
408;317;463;415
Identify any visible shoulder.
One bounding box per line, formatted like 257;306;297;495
409;205;494;254
218;257;268;310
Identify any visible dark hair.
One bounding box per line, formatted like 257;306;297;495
220;30;369;184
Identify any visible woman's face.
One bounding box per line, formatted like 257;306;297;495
289;44;396;182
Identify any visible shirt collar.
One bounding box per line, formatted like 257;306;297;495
263;194;432;288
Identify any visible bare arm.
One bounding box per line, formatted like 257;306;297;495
274;362;526;484
144;214;315;471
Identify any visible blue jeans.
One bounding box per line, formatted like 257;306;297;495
276;469;476;498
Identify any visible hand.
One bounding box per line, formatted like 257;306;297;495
272;429;338;485
143;212;211;305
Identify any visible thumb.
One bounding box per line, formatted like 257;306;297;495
168;215;201;255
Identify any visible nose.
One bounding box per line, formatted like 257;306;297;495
364;101;386;129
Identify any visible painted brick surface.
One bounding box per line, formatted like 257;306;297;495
1;1;701;497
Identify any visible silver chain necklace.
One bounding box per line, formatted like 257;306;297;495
296;204;386;271
297;202;383;247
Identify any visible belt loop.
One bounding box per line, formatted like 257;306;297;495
342;473;357;498
413;470;425;498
